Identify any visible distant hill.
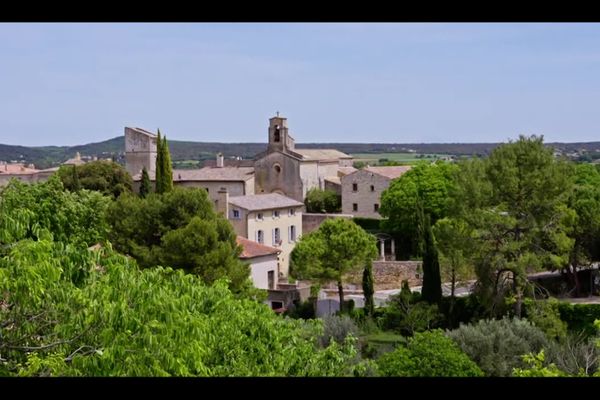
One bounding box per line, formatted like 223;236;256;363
2;136;600;169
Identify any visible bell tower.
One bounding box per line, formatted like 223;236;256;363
268;112;294;153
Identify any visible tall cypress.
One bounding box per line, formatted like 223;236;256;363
362;260;375;316
140;167;151;198
421;213;442;304
71;165;81;191
155;129;163;193
162;136;173;193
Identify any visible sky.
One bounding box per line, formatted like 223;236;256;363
1;23;600;146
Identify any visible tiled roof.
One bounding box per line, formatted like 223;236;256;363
237;236;280;259
338;167;357;176
0;163;39;175
173;167;255;182
324;176;341;185
228;193;304;211
364;165;412;179
293;149;352;161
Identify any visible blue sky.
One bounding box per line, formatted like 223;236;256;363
1;23;600;146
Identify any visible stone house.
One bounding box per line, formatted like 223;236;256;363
253;115;353;202
341;165;412;218
125;127;158;178
0;162;56;187
236;236;280;290
222;192;304;279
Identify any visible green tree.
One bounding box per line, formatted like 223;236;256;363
57;160;133;198
362;260;375;316
380;161;457;257
161;136;174;193
155;129;163;193
106;188;249;293
139;167;151;198
458;136;575;317
512;350;568;377
421;213;442;305
377;330;484;377
304;188;341;213
0;240;364;376
290;218;378;313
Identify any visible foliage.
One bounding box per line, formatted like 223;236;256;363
362;260;375;316
155;129;163;193
512;350;568;377
161;136;174;193
376;330;484;377
284;299;316;320
557;303;600;337
304;188;341;213
290;218;378;312
523;298;568;342
544;332;599;376
139;167;151;198
458;136;575;317
380;161;457;257
421;213;442;305
381;282;442;335
0;176;110;249
57;160;133;198
0;240;364;376
106;188;250;293
447;317;549;376
319;315;359;348
438;295;486;330
352;217;381;232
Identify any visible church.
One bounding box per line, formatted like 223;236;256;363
253;114;354;202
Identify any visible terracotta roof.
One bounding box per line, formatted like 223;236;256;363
134;167;254;182
324;176;341;185
338;167;357;176
228;193;304;211
293;149;352;161
237;236;280;259
0;163;39;175
173;167;254;182
364;165;412;179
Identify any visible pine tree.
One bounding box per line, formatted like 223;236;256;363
421;213;442;305
155;129;163;194
161;136;173;193
140;167;151;198
362;260;375;316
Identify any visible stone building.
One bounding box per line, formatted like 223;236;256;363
221;192;303;279
341;165;412;218
125;127;158;178
253;115;353;202
236;236;280;290
0;162;56;187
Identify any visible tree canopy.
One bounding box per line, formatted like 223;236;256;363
57;160;133;198
304;188;341;213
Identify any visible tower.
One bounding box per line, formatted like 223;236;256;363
268;113;295;153
124;127;158;178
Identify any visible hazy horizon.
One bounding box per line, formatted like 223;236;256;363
2;23;600;146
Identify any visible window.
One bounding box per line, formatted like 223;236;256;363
274;125;281;143
256;213;264;221
256;230;264;244
268;271;275;290
289;225;296;242
232;209;240;219
205;187;209;193
274;164;281;173
353;203;358;212
271;301;283;310
374;204;379;212
273;210;280;219
273;228;281;246
352;183;358;192
370;185;375;192
289;208;295;216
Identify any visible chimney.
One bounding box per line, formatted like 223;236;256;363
216;152;224;168
217;187;229;216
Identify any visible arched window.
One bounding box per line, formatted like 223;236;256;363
274;125;281;142
274;164;281;173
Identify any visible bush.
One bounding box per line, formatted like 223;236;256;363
438;295;486;329
447;317;549;376
557;303;600;337
304;188;341;213
319;315;359;348
523;298;568;342
352;217;381;232
545;332;599;376
376;330;484;377
285;299;315;320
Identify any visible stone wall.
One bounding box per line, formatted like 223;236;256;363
341;169;391;218
302;213;354;235
345;260;422;291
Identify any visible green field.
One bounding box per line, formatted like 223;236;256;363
351;153;452;165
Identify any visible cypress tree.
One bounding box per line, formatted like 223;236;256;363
155;129;163;194
362;260;375;316
421;213;442;305
162;136;173;193
140;167;151;198
72;165;81;191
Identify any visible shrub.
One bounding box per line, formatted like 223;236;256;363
523;298;568;342
377;330;484;377
304;188;341;213
447;317;549;376
557;303;600;337
319;315;359;348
